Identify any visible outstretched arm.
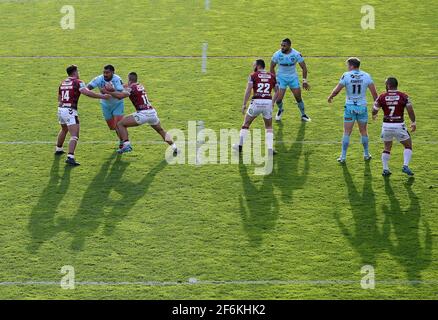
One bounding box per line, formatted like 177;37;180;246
328;84;344;103
79;87;109;100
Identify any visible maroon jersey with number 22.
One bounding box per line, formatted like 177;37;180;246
250;71;277;100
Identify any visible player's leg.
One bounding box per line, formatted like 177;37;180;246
233;114;257;153
65;122;80;166
275;79;287;121
55;124;68;155
382;141;393;176
400;136;414;176
262;117;276;155
358;118;371;160
339;106;355;163
151;122;178;156
112;100;125;148
290;81;310;122
116;115;139;154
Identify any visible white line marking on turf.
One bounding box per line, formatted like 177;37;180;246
0;279;437;286
205;0;210;10
202;43;208;73
1;140;437;145
0;55;437;59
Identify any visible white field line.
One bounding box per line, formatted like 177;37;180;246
0;55;437;59
0;140;437;145
0;279;438;287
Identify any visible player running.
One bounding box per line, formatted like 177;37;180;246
233;59;279;155
372;77;416;177
87;65;125;148
101;72;178;156
56;65;110;166
270;38;310;122
328;57;378;164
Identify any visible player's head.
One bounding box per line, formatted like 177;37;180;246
128;72;138;84
280;38;292;53
103;64;115;81
385;77;398;91
66;64;79;78
253;59;265;72
346;57;361;70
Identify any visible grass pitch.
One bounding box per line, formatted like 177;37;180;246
0;0;437;299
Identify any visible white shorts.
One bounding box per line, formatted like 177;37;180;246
58;107;79;126
381;123;410;142
133;109;160;126
247;99;273;120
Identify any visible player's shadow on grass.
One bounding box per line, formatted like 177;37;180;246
382;178;432;281
238;162;279;246
334;164;383;267
64;155;167;251
273;121;311;202
28;156;72;253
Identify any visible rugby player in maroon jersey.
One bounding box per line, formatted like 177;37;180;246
56;65;110;166
372;77;416;176
233;59;279;155
101;72;178;156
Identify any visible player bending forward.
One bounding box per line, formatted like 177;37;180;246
233;59;279;155
372;77;416;177
102;72;178;156
56;65;110;166
328;57;378;164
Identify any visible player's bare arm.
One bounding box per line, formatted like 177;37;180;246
242;81;252;114
406;102;416;132
272;85;280;107
368;83;378;101
270;60;277;76
372;99;380;120
79;87;110;100
299;61;310;91
328;84;344;103
102;89;130;100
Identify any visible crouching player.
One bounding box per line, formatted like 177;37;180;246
233;59;279;155
372;77;416;176
56;65;110;166
102;72;178;156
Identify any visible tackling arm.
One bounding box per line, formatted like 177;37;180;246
327;84;344;103
79;87;109;99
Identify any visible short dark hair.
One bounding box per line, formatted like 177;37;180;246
128;72;138;82
282;38;292;45
66;65;78;76
104;64;115;72
255;59;265;69
347;57;361;68
386;77;398;89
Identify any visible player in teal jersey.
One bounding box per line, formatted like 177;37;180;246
270;38;311;122
328;57;378;164
87;65;125;148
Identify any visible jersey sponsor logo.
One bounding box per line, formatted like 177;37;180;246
385;95;401;101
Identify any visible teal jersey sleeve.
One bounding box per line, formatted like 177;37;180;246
339;73;347;86
112;75;124;91
294;50;304;63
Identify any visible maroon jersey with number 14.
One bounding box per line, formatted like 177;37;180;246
375;90;411;123
58;77;85;110
250;71;277;100
127;83;154;111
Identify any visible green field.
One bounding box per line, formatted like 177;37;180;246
0;0;437;299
